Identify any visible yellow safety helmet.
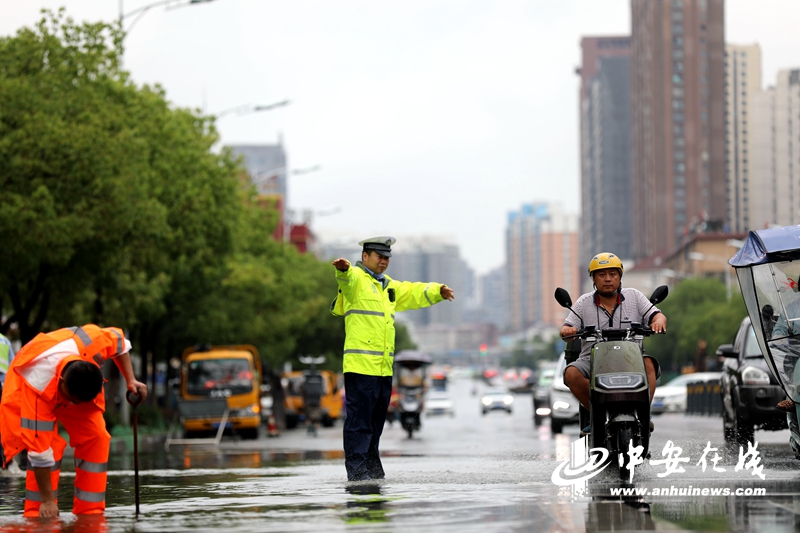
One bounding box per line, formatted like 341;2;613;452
588;253;624;277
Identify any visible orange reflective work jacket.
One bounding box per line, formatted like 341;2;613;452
0;325;131;467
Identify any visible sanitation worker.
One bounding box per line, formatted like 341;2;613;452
331;236;454;481
0;325;148;517
0;331;18;473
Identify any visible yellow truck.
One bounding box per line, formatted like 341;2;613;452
282;370;342;429
181;345;262;439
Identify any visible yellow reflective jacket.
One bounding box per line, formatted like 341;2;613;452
331;262;444;376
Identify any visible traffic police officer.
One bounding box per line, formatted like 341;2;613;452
331;236;454;481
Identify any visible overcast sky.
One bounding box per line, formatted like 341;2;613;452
2;1;800;275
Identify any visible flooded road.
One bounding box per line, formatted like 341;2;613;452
0;377;799;532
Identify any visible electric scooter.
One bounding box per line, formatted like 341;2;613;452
554;285;668;480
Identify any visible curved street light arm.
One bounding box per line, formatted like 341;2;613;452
215;100;291;120
120;0;216;39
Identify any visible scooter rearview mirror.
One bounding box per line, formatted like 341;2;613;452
554;287;573;308
649;285;669;304
555;287;584;329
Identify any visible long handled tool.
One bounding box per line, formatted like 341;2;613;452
126;391;144;517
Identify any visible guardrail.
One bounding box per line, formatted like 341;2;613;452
686;379;722;416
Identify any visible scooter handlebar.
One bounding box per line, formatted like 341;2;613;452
562;326;665;340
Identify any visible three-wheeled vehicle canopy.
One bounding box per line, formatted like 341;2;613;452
394;350;433;365
729;225;800;401
729;225;800;267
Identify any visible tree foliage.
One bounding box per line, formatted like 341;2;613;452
0;11;346;386
645;278;747;372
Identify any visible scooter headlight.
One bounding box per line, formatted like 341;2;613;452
595;373;645;391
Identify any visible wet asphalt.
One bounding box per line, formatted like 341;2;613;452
0;376;799;532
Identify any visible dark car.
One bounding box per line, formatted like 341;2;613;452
719;316;788;446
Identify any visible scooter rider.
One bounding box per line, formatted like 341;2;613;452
560;253;667;432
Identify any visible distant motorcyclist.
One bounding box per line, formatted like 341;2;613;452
559;253;667;432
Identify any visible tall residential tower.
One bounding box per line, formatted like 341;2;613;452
578;36;632;268
630;0;726;259
725;44;762;232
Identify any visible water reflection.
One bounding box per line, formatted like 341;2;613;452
585;497;655;532
0;444;797;532
0;514;108;533
344;483;388;524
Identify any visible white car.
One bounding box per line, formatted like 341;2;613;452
425;391;455;417
481;388;513;415
548;352;580;434
652;372;722;414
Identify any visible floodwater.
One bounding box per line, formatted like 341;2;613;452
0;378;799;532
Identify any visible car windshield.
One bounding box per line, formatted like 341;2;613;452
538;370;555;387
428;392;449;400
186;358;253;396
744;326;764;358
285;375;330;397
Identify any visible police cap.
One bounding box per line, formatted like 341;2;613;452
359;236;396;257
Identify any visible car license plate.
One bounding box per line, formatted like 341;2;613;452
211;421;233;429
653;401;663;408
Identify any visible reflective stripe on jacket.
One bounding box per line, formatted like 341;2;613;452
0;325;131;467
331;263;444;376
0;333;13;377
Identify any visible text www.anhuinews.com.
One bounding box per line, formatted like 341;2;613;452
609;486;767;497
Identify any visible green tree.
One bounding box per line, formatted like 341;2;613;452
0;11;347;391
646;278;747;372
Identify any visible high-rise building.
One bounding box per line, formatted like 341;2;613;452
578;36;632;269
228;143;288;240
388;236;465;327
725;44;762;233
228;143;287;198
479;266;508;330
750;69;800;228
506;203;580;331
630;0;726;259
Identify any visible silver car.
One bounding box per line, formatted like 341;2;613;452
548;352;580;433
481;387;514;415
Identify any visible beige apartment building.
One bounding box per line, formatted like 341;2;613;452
750;69;800;228
725;44;762;233
506;203;580;331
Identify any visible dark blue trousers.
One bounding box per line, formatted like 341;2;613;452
343;373;392;481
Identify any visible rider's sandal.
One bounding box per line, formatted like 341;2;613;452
777;399;796;412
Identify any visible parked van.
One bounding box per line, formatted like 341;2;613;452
181;345;262;439
282;370;342;428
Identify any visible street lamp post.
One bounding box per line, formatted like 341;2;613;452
688;252;732;301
